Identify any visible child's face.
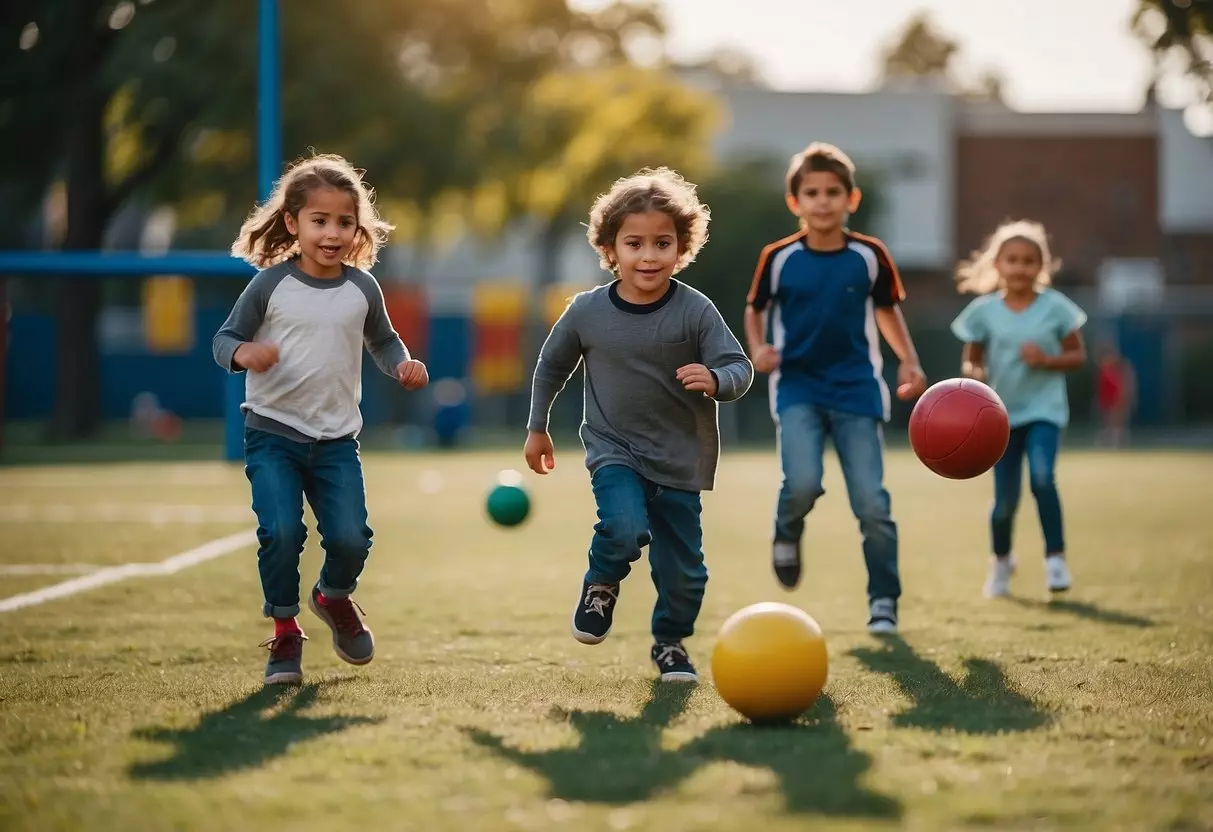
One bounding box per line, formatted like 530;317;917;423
608;210;680;302
284;186;358;279
786;171;850;235
995;238;1043;294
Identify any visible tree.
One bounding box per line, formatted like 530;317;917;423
878;12;1004;101
0;1;255;439
1134;0;1213;112
879;13;959;83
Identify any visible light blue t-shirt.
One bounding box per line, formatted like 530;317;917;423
950;289;1087;429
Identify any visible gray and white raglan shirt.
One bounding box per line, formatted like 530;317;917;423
212;260;409;443
527;279;754;492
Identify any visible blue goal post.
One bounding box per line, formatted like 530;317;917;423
0;0;282;463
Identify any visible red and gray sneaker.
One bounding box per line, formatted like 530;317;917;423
308;585;375;665
260;631;306;685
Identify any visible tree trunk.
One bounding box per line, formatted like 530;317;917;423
49;90;107;441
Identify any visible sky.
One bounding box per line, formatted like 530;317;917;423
572;0;1182;114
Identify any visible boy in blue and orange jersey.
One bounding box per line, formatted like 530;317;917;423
743;142;927;634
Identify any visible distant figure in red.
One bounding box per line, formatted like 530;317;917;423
1096;343;1135;448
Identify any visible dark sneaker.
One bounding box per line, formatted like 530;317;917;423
772;539;801;589
651;641;698;683
260;631;306;685
867;597;898;635
571;580;619;645
308;585;375;665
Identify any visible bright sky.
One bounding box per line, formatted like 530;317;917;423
574;0;1173;113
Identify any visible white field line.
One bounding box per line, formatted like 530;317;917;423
0;529;256;613
0;504;252;525
0;564;103;575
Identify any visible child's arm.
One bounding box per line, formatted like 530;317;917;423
213;272;279;373
869;240;926;400
874;306;927;400
355;273;427;389
961;342;987;381
744;246;781;374
524;302;584;474
1022;294;1088;372
693;304;754;402
1022;331;1086;371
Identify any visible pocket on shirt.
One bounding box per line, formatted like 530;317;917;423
660;339;699;367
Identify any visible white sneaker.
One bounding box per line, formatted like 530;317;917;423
1045;555;1072;593
983;556;1016;598
867;598;898;634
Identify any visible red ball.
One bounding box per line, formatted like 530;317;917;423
908;378;1010;479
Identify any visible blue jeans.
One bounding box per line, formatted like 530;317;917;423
243;428;373;618
773;404;900;601
586;465;707;642
991;421;1065;557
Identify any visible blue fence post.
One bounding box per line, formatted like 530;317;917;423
226;0;282;462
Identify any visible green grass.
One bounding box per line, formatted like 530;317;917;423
0;450;1210;831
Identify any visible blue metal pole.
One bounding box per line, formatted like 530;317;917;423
226;0;282;462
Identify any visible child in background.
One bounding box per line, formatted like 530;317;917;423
1095;343;1135;448
215;154;429;685
524;167;753;682
744;142;927;634
950;220;1087;598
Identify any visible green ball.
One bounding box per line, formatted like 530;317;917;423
486;474;530;528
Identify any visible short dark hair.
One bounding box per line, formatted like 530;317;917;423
785;142;857;196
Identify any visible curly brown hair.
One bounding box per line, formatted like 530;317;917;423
231;153;394;270
586;167;710;274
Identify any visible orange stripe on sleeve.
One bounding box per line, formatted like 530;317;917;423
849;231;905;302
747;230;807;304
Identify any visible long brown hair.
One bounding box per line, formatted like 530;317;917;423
231;153;394;269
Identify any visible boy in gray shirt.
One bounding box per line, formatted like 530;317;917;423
525;167;753;682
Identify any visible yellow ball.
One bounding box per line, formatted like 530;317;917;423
710;601;829;723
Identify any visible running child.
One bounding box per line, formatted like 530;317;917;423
524;167;753;682
950;219;1087;597
744;142;927;634
214;153;429;685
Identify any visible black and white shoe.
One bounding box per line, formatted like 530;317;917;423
571;580;619;644
772;539;801;589
651;641;698;682
867;597;898;634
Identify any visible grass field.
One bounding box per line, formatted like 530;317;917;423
0;448;1210;831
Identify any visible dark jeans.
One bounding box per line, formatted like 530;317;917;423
244;428;372;618
773;403;900;601
586;464;707;642
991;421;1065;557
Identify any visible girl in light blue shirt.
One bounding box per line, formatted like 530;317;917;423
950;220;1087;599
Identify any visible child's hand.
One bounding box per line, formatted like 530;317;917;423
750;344;781;374
677;364;718;397
234;342;279;373
524;430;555;475
1020;342;1048;368
396;359;429;390
896;361;927;400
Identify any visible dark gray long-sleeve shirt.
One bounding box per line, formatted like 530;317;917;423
213;260;409;442
527;279;753;492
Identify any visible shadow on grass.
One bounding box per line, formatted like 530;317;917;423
850;636;1049;735
1008;597;1155;628
129;682;382;780
465;683;901;820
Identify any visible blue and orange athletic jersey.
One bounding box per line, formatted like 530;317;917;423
747;229;905;421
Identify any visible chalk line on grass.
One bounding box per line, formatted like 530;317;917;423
0;564;102;576
0;529;256;613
